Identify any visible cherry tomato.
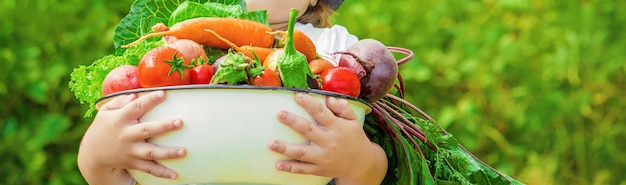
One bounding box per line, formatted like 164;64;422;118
250;68;282;87
190;64;214;84
138;46;192;88
320;67;361;97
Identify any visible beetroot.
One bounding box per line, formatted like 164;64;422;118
212;54;227;74
336;39;398;102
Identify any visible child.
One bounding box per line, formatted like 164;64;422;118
76;0;388;185
246;0;359;65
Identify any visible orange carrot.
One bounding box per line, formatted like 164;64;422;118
122;17;275;49
204;28;274;61
269;30;317;62
151;23;169;32
151;23;177;44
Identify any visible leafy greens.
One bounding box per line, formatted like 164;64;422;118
366;96;525;185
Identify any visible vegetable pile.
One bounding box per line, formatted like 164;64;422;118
68;0;524;184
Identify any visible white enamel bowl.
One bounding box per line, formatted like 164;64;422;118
95;85;372;185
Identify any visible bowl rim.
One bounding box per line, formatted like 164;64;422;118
95;84;373;112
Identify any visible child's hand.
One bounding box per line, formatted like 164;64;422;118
269;93;387;185
77;91;187;184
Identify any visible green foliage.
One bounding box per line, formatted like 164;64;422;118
0;0;128;184
168;1;268;26
1;0;624;184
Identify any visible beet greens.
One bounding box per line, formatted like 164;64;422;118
365;47;524;185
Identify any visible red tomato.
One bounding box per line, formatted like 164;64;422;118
138;46;192;88
190;64;214;84
320;67;361;97
250;68;282;87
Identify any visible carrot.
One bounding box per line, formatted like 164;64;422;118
204;28;275;61
151;23;177;44
151;23;169;32
308;58;335;74
269;30;317;62
122;17;275;49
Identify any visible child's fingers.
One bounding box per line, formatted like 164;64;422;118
268;140;321;164
293;93;335;127
132;142;187;161
131;160;178;180
325;96;358;121
274;160;321;176
121;91;166;118
99;93;137;111
124;119;183;141
277;110;325;142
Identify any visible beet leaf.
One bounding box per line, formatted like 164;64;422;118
210;53;249;85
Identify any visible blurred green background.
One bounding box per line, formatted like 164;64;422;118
1;0;624;184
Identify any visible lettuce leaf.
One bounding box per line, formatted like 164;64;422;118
168;1;268;30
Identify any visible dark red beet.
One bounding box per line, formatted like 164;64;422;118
336;39;398;102
212;54;227;74
212;53;256;76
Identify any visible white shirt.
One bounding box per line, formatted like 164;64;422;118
295;22;359;65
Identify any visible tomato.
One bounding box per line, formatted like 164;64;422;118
308;58;335;74
138;46;192;88
190;64;214;84
320;67;361;97
250;68;282;87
